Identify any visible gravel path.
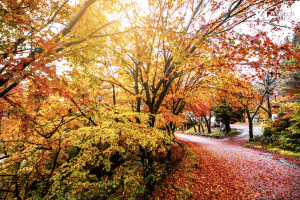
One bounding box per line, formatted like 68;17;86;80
175;125;300;199
226;124;263;138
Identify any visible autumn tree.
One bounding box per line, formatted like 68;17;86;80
255;68;281;120
99;0;292;128
0;0;126;99
0;1;130;198
185;111;205;134
282;24;300;99
188;90;216;134
212;101;244;134
159;64;211;136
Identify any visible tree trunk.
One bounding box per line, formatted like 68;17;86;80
166;123;171;135
208;114;212;133
112;84;116;106
171;125;176;139
246;110;254;141
204;114;212;134
193;125;197;133
197;124;200;133
140;147;155;198
224;122;231;134
203;116;208;133
149;114;155;127
200;118;205;133
266;94;272;120
167;122;176;138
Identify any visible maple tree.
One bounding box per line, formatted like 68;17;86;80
0;68;176;199
185;111;203;134
282;24;300;100
212;101;245;134
98;0;294;128
187;90;216;134
256;70;281;120
159;68;211;136
210;69;270;140
207;28;298;140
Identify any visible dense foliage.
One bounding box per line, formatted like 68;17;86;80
255;102;300;152
1;0;299;199
0;105;179;199
213;102;245;134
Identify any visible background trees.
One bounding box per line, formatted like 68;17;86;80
213;101;245;134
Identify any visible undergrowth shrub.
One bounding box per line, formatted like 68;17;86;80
0;108;179;200
42;122;174;199
211;132;223;138
256;102;300;152
227;129;239;136
263;127;276;137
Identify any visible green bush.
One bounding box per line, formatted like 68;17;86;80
263;126;276;137
254;135;260;143
260;136;270;144
256;103;300;153
210;132;223;138
227;129;239;136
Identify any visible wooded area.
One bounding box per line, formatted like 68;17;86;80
0;0;299;199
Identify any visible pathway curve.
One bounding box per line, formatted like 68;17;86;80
175;124;300;199
225;124;263;139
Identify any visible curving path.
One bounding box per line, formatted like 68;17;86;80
175;124;300;199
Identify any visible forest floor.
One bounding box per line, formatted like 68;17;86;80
151;124;300;199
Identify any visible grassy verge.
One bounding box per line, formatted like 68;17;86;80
246;142;300;159
183;126;241;139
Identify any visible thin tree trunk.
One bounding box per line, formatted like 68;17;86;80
171;124;176;138
246;110;254;141
196;124;200;133
200;118;205;133
201;123;205;134
204;114;212;133
167;122;176;137
266;94;272;120
112;84;116;106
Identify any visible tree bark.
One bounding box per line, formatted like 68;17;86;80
246;110;254;141
200;118;205;133
167;122;176;137
193;125;197;133
267;94;272;120
201;123;205;133
224;122;231;134
149;114;155;127
203;114;212;133
112;84;116;106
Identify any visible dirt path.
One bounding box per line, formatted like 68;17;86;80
175;132;300;199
